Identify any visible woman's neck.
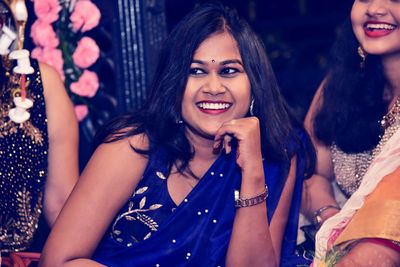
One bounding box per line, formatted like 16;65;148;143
182;129;220;179
185;129;219;162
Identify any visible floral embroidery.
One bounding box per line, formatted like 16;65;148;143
112;186;163;244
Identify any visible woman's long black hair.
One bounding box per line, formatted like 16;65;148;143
313;19;386;153
95;3;315;176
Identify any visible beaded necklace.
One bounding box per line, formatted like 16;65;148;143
372;96;400;159
332;96;400;197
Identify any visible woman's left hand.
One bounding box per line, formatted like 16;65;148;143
213;116;263;173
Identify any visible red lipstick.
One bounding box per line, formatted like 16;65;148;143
364;21;397;38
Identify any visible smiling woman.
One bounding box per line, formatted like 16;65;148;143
40;3;315;267
351;0;400;55
182;32;251;140
302;0;400;265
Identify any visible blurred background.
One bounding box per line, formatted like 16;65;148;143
25;0;353;167
25;0;354;251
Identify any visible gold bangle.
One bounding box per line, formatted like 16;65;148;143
313;205;340;225
234;185;268;208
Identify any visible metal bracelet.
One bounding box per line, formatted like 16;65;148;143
234;185;268;208
313;205;340;225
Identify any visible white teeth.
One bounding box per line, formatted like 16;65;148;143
198;102;230;110
367;23;396;30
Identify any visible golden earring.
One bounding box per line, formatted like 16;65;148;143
357;46;367;69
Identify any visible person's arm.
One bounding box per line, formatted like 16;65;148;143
336;240;400;267
301;82;340;224
39;62;79;225
215;117;292;266
40;134;149;267
227;156;297;267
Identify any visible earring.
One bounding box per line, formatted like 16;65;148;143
175;117;183;124
249;99;255;116
357;46;367;69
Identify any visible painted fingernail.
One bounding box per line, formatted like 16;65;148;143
213;140;220;149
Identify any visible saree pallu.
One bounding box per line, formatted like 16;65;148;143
314;128;400;265
93;144;309;266
334;166;400;249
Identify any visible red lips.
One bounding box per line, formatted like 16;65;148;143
364;21;397;38
196;101;231;115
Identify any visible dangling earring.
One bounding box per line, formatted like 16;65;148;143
249;98;255;116
175;116;183;124
357;46;367;69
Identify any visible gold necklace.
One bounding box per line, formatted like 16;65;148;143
372;96;400;160
380;96;400;129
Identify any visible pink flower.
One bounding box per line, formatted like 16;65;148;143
33;0;62;23
32;47;65;80
30;20;59;48
72;37;100;68
74;105;89;121
70;0;101;32
70;70;99;97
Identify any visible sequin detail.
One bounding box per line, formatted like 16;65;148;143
0;60;48;252
331;105;400;197
331;145;373;197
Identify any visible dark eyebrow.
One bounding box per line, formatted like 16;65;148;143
220;59;243;66
192;59;243;66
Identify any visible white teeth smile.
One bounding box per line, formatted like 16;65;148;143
197;102;231;110
366;23;396;30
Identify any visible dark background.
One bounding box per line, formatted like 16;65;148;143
24;0;355;173
25;0;354;122
164;0;353;119
89;0;354;122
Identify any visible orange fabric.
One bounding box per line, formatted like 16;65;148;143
335;167;400;246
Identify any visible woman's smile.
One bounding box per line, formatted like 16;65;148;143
364;20;397;37
196;100;232;114
181;31;251;138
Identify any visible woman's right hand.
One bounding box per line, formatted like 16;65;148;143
213;116;263;177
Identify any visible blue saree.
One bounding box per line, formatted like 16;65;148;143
93;142;308;266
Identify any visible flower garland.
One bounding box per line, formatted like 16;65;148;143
30;0;101;121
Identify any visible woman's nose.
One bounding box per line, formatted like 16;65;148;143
366;0;388;17
203;73;226;95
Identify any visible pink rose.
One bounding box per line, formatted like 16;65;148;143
70;70;99;97
31;47;43;61
72;37;100;68
74;104;89;121
30;20;59;48
32;47;65;81
33;0;62;23
70;0;101;32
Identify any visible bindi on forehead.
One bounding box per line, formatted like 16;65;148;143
192;59;243;66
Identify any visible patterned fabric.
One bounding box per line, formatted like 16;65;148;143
109;149;177;246
93;133;310;267
0;60;49;252
330;145;372;197
331;104;400;198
